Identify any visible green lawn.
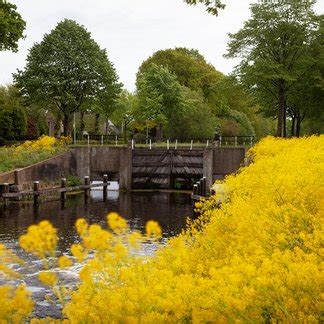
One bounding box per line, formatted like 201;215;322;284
0;146;68;174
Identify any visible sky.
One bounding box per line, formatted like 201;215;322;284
0;0;323;91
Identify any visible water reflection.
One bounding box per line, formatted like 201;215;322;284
0;190;194;252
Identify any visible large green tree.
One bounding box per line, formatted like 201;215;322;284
138;47;223;104
136;63;216;140
0;0;25;51
226;0;321;137
14;19;122;136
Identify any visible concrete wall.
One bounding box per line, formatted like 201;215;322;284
213;147;246;180
0;146;246;191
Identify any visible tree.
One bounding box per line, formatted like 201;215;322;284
0;85;27;142
14;19;122;136
111;90;138;143
0;0;25;51
183;0;225;15
136;64;191;140
138;47;223;104
226;0;321;137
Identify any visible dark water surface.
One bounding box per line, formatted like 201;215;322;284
0;190;194;251
0;190;193;318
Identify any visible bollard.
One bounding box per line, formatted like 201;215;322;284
219;136;222;147
84;176;90;202
167;139;170;150
87;135;90;147
175;139;178;150
149;139;152;150
103;174;108;201
3;183;9;207
196;181;201;197
115;136;118;146
101;135;104;146
61;178;66;202
199;178;205;197
190;140;193;150
131;139;135;150
202;177;207;197
193;184;198;196
33;181;40;207
206;140;209;148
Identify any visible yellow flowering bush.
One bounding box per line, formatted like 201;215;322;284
63;136;323;322
0;136;322;322
0;136;69;173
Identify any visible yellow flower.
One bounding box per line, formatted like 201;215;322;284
71;244;87;262
145;220;162;239
75;218;89;237
19;221;58;258
39;272;58;286
107;212;128;234
58;255;73;269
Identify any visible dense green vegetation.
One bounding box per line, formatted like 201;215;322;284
226;0;323;137
0;0;25;52
14;19;122;136
0;0;322;147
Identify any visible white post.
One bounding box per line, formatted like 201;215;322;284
250;136;253;147
175;139;178;150
149;139;152;150
219;136;222;147
115;135;118;146
206;140;209;148
101;135;103;146
235;136;238;147
167;139;170;150
190;140;193;150
87;134;90;147
131;139;134;150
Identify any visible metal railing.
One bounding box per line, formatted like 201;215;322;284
72;134;254;149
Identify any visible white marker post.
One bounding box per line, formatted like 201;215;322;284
149;139;152;150
190;140;193;150
206;140;209;148
167;139;170;150
175;139;178;150
101;135;103;146
87;134;90;147
115;135;118;146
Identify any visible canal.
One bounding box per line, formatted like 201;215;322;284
0;189;194;318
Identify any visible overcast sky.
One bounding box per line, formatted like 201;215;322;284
0;0;323;91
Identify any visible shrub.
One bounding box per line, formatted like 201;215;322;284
1;136;322;322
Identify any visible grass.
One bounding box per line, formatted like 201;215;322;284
0;146;68;174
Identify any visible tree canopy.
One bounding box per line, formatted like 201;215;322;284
226;0;321;137
0;0;25;51
14;19;122;136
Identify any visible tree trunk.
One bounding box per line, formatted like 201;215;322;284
156;123;163;141
277;80;285;137
94;113;100;134
291;116;296;137
123;121;127;144
80;111;85;136
105;118;109;135
296;113;302;138
63;114;71;136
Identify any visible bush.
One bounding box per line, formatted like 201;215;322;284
1;136;322;322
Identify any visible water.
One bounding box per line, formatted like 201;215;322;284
0;189;194;318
